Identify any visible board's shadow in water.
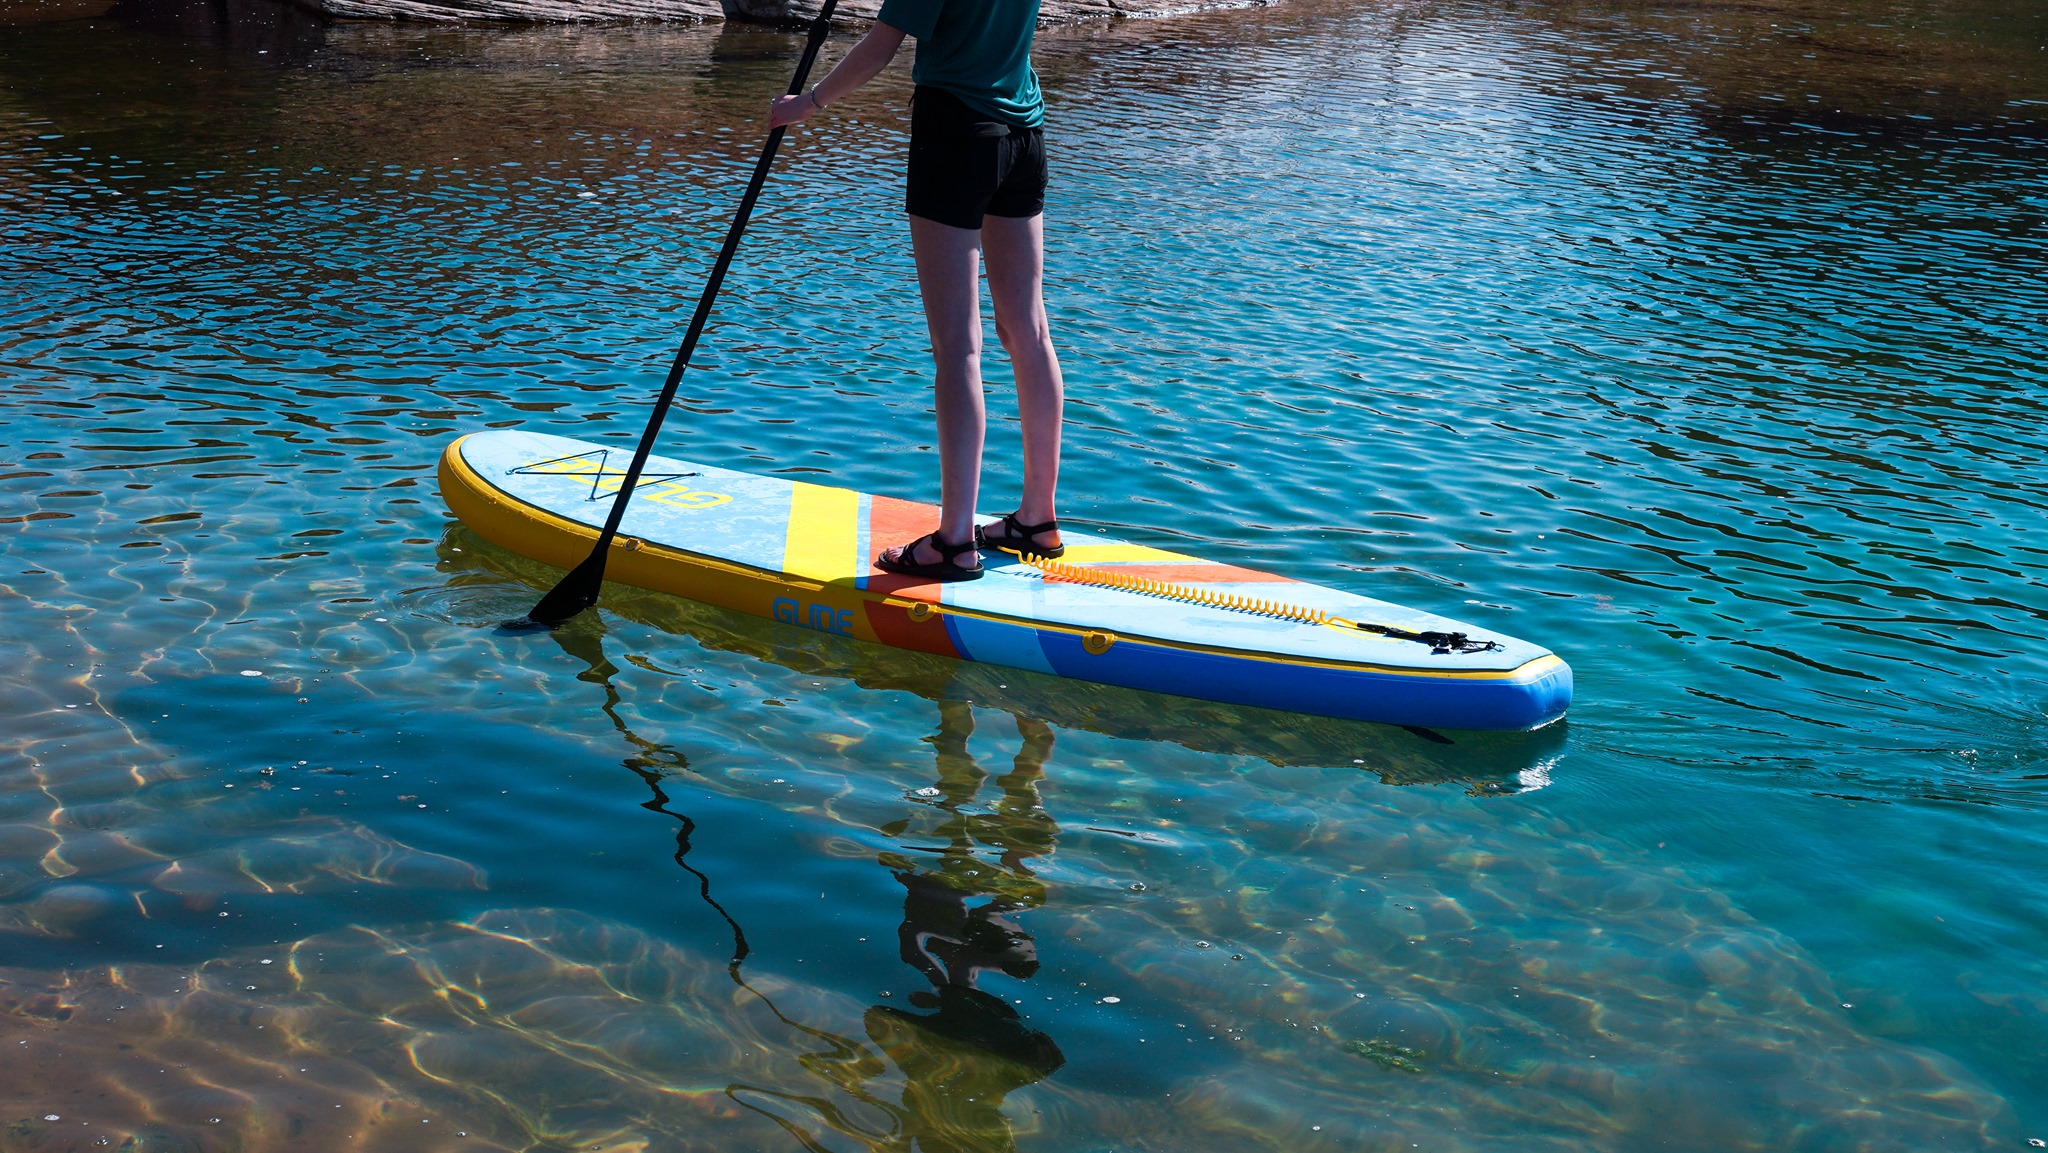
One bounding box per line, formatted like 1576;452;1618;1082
424;524;1567;794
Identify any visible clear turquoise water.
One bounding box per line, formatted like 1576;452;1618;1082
3;0;2045;1148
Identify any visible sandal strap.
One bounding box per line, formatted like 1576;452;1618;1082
895;531;977;566
1000;513;1059;538
920;531;978;560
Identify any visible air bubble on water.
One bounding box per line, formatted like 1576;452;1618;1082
240;670;262;677
1195;940;1211;949
1102;996;1121;1004
915;787;940;797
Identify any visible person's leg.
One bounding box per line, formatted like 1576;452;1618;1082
881;213;987;569
983;211;1064;553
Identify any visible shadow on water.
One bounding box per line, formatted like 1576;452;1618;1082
107;0;328;60
425;521;1570;794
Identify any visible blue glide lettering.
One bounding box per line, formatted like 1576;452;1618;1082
774;597;853;636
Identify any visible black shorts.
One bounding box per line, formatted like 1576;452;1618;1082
905;85;1046;231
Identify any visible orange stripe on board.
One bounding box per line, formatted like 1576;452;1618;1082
864;493;946;598
863;600;961;657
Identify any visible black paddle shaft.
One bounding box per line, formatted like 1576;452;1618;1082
522;0;843;628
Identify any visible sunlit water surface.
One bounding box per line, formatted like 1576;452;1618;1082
3;0;2046;1148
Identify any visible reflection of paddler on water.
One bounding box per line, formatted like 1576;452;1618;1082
864;701;1065;1150
734;702;1067;1153
545;618;1064;1150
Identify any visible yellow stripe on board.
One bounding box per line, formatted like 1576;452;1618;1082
782;482;863;581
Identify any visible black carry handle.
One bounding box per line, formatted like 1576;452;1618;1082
518;0;843;629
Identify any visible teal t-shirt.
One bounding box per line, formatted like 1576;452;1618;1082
877;0;1044;129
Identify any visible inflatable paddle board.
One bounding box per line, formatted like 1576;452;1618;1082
439;430;1571;731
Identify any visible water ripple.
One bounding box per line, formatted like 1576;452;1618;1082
5;0;2048;1145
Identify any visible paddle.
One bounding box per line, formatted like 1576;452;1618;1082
515;0;843;629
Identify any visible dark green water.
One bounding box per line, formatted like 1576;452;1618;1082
2;0;2045;1148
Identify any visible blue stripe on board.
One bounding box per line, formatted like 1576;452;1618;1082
946;614;1060;676
1037;632;1572;732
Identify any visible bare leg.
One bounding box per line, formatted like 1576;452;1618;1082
983;212;1064;553
882;214;987;569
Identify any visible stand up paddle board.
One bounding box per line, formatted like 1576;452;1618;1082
439;430;1571;731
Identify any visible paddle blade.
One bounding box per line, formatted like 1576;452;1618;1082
515;552;608;629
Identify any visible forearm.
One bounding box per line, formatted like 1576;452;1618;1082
766;21;906;130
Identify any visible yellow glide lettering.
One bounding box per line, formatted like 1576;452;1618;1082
646;486;731;510
773;596;853;636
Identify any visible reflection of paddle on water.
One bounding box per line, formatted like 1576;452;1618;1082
548;622;1063;1152
548;611;756;969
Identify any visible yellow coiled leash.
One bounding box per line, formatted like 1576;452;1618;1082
1001;550;1502;655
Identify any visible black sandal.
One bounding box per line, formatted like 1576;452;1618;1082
975;513;1065;559
876;531;984;581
